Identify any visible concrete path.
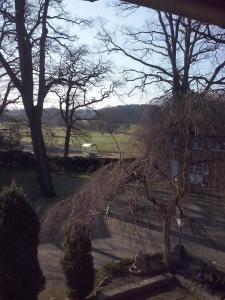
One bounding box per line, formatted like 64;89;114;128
141;285;197;299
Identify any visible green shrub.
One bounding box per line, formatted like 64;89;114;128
62;223;95;299
0;181;45;300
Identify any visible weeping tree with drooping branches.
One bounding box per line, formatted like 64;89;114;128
43;92;225;267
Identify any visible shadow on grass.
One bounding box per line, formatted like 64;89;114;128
0;166;88;199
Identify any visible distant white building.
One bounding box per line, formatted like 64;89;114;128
82;143;98;157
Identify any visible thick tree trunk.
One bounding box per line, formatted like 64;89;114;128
64;126;71;160
162;213;172;268
30;121;55;197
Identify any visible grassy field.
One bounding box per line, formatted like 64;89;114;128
0;166;88;202
19;125;139;156
0;121;139;156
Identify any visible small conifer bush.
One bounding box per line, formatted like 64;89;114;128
0;181;45;300
62;223;94;299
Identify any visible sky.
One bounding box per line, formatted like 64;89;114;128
5;0;222;111
7;0;154;111
64;0;221;109
51;0;155;108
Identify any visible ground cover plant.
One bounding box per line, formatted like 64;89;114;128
94;246;225;299
95;258;134;287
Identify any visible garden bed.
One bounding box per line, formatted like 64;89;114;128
93;255;171;299
93;246;225;300
173;246;225;299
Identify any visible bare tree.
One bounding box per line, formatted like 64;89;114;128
55;48;117;160
99;12;225;98
0;0;90;196
196;25;225;45
83;8;225;262
0;122;22;152
135;92;225;261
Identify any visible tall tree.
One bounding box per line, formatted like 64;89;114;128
99;12;225;98
55;48;116;160
0;0;89;196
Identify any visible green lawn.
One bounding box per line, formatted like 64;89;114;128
72;130;137;155
20;125;139;157
1;122;139;156
0;166;88;202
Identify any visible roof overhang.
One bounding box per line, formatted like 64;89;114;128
123;0;225;28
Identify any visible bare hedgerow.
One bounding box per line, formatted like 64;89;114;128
42;92;225;266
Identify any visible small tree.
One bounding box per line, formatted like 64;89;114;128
0;123;22;152
55;47;116;160
62;223;94;300
0;181;45;300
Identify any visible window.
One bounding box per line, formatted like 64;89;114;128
192;139;202;150
195;164;203;175
210;138;218;151
189;163;204;175
210;138;225;151
170;135;177;148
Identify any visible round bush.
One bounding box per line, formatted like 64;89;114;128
0;181;45;300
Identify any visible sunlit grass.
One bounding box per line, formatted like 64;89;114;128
0;166;88;201
19;125;139;156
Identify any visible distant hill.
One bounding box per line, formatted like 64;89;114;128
4;107;64;126
97;104;147;125
4;109;27;122
4;104;148;127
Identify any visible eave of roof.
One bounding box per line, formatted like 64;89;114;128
123;0;225;28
